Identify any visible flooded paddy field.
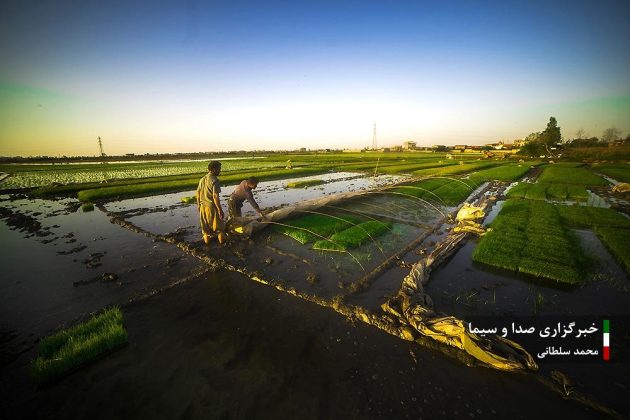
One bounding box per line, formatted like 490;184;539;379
2;169;629;418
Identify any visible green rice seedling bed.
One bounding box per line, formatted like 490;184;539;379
505;183;531;199
506;183;589;201
524;183;548;200
81;203;95;212
472;200;584;284
537;165;607;185
376;160;459;174
286;179;325;188
391;177;475;206
591;164;630;183
596;227;630;272
275;214;364;244
468;163;534;183
30;307;127;384
411;161;500;177
556;205;630;229
312;220;391;252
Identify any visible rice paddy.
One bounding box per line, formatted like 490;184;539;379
30;307;127;384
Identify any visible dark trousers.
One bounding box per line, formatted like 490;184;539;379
228;197;242;218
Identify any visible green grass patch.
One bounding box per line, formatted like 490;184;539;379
557;205;630;229
590;164;630;183
181;196;196;204
286;179;325;188
312;220;391;252
392;177;475;206
468;163;534;183
30;307;127;384
538;165;608;186
507;182;589;202
412;161;500;177
275;213;363;244
596;227;630;272
473;200;585;284
81;203;94;212
524;183;548;200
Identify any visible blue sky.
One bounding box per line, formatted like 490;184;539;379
0;0;629;156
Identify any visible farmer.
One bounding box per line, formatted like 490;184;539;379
196;161;226;245
228;176;264;219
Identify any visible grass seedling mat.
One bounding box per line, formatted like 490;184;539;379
313;220;391;252
286;179;325;188
31;307;128;384
275;213;364;244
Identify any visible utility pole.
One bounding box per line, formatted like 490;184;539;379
372;123;377;150
97;136;105;162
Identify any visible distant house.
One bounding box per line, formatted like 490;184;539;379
452;145;467;152
402;141;417;150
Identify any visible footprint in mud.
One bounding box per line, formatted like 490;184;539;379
83;252;107;268
73;272;120;287
57;245;88;255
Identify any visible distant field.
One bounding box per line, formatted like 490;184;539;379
0;159;282;189
0;151;548;202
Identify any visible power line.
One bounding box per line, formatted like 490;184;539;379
372;123;377;150
98;136;105;158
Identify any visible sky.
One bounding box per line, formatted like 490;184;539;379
0;0;629;156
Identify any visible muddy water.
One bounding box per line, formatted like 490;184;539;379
0;196;207;367
106;173;408;237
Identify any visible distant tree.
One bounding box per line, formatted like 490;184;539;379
539;117;561;154
575;128;587;140
433;145;448;152
524;132;541;143
569;137;600;147
519;132;544;156
518;117;562;157
602;127;622;143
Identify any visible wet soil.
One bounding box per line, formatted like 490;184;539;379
1;272;607;420
1;175;628;418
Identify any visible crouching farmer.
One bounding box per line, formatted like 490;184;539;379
196;161;226;245
228;177;264;219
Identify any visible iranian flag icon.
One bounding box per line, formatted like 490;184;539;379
603;320;610;361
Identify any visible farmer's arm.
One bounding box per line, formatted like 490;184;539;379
245;189;262;215
213;192;224;218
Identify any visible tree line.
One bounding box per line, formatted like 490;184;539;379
519;117;628;157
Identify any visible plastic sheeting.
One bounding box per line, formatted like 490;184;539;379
382;197;538;371
612;183;630;193
229;182;537;371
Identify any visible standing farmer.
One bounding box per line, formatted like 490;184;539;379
196;161;226;245
228;176;264;219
